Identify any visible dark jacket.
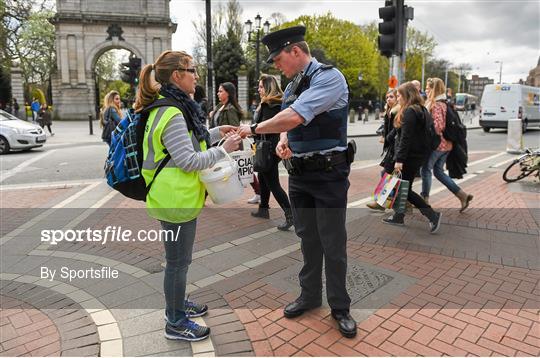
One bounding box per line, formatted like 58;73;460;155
212;103;243;127
380;108;397;173
38;108;52;126
394;106;430;164
254;101;281;147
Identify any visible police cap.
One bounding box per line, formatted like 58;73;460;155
261;25;306;63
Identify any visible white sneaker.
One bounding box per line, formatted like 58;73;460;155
247;194;260;204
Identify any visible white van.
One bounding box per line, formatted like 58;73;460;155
479;84;540;132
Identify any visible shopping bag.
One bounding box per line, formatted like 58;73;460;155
392;178;410;213
373;173;391;201
375;174;400;208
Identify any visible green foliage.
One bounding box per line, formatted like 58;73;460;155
281;13;380;99
213;29;245;85
98;80;130;107
30;86;46;104
404;27;437;82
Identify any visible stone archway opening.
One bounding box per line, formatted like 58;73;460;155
92;48;132;120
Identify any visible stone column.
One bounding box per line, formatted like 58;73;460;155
10;67;25;119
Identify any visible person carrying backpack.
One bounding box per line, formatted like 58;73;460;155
382;82;442;234
421;78;473;212
133;50;241;342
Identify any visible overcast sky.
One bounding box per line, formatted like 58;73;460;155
169;0;539;84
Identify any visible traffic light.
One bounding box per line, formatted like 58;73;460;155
378;0;401;58
120;57;142;86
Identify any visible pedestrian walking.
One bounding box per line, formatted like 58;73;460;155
237;26;357;338
366;88;399;210
38;103;54;136
209;82;261;204
421;77;473;211
30;98;40;123
250;74;293;231
194;85;209;117
100;91;122;146
382;82;443;233
134;50;241;341
12;98;20;119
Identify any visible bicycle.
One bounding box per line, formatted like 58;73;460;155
502;148;540;183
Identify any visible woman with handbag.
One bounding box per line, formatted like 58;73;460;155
366;89;399;210
420;77;473;212
382;82;442;234
100;90;122;146
209;82;262;204
250;74;293;231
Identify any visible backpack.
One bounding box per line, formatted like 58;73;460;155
104;98;182;201
421;107;441;151
439;100;466;143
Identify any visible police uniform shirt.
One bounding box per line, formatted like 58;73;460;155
285;57;349;157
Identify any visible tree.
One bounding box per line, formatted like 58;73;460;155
280;13;380;99
2;0;55;86
404;27;437;82
213;29;245;86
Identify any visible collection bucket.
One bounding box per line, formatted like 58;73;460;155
200;147;244;204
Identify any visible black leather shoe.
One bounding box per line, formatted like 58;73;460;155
283;300;321;318
331;310;357;338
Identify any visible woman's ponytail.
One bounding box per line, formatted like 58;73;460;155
134;64;159;112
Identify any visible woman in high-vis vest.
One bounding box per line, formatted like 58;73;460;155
133;50;241;342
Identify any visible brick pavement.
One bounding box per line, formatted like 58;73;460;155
1;150;539;356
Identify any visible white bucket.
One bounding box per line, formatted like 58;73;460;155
230;139;255;186
200;148;244;204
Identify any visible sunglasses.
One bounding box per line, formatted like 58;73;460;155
178;67;197;74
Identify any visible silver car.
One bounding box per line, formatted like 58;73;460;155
0;109;47;154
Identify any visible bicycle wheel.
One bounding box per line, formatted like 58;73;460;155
503;158;535;183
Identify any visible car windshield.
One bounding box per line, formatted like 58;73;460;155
0;109;19;121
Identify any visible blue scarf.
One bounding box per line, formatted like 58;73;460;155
159;84;211;146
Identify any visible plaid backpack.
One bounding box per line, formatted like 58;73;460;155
104;98;177;201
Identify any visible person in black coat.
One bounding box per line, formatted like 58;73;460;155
367;89;399;210
250;74;293;231
382;82;443;234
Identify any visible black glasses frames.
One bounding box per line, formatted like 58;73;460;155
177;67;197;74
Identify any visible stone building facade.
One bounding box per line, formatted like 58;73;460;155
469;74;494;100
525;57;540;87
50;0;176;120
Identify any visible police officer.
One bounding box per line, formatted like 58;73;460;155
238;26;356;338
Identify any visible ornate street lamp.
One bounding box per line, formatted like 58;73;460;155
245;14;271;90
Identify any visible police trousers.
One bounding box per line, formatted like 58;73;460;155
288;162;351;311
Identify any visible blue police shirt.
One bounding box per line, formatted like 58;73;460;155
285;58;349;157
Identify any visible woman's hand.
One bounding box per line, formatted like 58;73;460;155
222;134;242;153
378;136;384;144
219;125;237;137
236;125;252;138
394;162;403;172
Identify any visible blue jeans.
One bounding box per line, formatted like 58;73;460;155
161;219;197;326
421;150;460;197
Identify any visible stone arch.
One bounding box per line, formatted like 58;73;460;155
86;40;145;74
50;0;176;120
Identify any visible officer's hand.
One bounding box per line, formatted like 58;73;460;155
219;125;237;137
276;140;292;159
236;125;252;138
222;134;242;153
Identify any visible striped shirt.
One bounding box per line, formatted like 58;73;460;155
162;114;225;172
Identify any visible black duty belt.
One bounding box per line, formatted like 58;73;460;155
284;151;348;175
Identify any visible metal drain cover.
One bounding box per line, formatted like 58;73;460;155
285;264;393;304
